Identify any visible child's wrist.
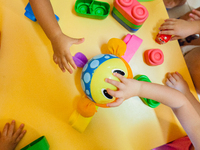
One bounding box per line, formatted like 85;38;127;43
49;30;63;42
192;21;200;34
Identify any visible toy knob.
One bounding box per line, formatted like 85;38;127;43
118;0;133;7
149;50;162;63
123;34;132;44
144;49;164;66
132;5;147;20
78;4;89;14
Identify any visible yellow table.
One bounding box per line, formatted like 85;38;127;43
0;0;198;149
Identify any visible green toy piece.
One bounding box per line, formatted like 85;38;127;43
21;136;49;150
75;0;110;19
112;7;142;29
134;75;160;108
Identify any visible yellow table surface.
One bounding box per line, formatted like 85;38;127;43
0;0;198;149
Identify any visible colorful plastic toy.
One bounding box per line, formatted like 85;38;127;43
144;49;164;66
70;35;143;132
134;75;160;108
74;0;110;19
155;32;172;44
24;2;59;22
112;0;149;32
21;136;49;150
122;34;143;62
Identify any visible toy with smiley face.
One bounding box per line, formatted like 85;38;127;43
73;38;133;117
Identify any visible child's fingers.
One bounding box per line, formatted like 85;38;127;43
106;98;124;107
175;72;183;79
61;57;73;74
107;88;123;98
13;123;25;140
56;58;65;72
113;73;127;83
2;123;9;136
159;29;174;35
105;78;123;89
73;38;85;45
16;130;26;143
170;35;181;41
166;78;173;87
8;120;15;137
66;55;77;70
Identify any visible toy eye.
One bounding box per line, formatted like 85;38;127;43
112;69;125;76
102;89;113;99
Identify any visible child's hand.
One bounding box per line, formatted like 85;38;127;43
159;18;196;40
51;33;85;73
189;9;200;21
0;120;26;150
105;73;141;107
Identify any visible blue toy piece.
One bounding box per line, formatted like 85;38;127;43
24;2;59;22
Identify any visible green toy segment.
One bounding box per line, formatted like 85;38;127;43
134;75;160;108
21;136;49;150
112;7;142;29
75;0;110;19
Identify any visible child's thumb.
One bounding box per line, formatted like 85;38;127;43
74;38;85;45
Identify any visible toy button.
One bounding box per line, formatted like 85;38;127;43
132;5;147;19
150;50;163;63
144;49;164;66
78;4;89;14
94;7;106;15
118;0;133;7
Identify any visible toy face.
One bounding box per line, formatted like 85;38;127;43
81;54;129;104
155;33;171;44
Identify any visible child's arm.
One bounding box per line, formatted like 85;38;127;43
105;73;200;149
159;18;200;41
29;0;84;73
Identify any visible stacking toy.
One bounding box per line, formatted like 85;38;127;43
21;136;49;150
24;2;59;22
134;75;160;108
155;32;172;44
112;0;149;32
144;49;164;66
74;0;110;19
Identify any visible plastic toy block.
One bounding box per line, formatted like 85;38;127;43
75;0;110;19
21;136;49;150
114;0;149;25
112;7;142;29
134;75;160;108
155;32;172;44
24;2;36;21
112;11;138;32
24;2;59;22
122;34;143;63
68;109;95;133
144;49;164;66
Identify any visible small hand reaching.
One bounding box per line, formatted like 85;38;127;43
51;33;85;73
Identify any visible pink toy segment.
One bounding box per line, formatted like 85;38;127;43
122;34;143;63
144;49;164;66
114;0;149;25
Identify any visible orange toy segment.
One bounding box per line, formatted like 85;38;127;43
77;97;97;117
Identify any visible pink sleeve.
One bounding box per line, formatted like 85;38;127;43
153;136;192;150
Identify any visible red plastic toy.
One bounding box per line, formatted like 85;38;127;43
155;32;172;44
114;0;149;25
144;49;164;66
